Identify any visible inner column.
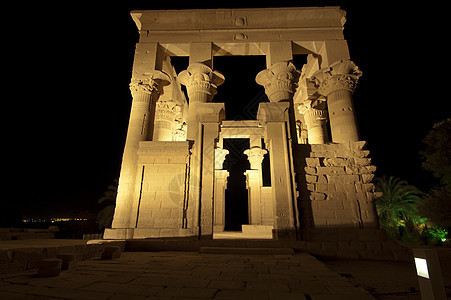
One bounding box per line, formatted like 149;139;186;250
223;138;250;231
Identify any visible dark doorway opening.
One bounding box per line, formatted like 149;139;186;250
261;139;271;187
213;55;268;120
223;138;250;231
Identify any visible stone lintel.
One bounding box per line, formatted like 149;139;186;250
131;7;345;43
132;7;346;32
257;102;290;123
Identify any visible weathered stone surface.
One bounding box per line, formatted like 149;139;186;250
101;246;121;259
37;258;62;277
310;192;327;201
107;7;380;244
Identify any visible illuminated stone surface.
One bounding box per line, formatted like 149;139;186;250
0;252;378;299
105;7;380;242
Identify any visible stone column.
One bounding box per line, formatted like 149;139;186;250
178;62;225;238
110;71;170;232
298;100;329;144
178;63;225;141
244;147;267;225
197;104;225;238
256;62;300;240
153;100;177;141
257;102;299;240
214;148;229;233
311;60;362;143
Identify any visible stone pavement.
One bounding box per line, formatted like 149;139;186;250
0;251;375;299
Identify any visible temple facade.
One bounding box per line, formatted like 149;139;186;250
104;7;381;241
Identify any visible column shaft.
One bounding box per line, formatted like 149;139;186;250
327;89;359;142
110;71;170;231
311;59;362;143
112;92;151;229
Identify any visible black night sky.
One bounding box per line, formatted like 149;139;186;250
4;1;449;222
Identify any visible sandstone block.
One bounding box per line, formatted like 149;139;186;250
357;150;370;157
349;140;367;150
355;183;375;193
315;183;336;192
334;183;356;193
305;174;317;183
101;246;121;259
310;192;326;201
317;174;328;183
316;166;345;174
327;174;360;183
37;258;62;277
56;254;77;270
353;157;371;166
359;165;377;174
323;157;350;167
366;192;377;201
311;208;335;219
361;173;375;183
326;191;347;201
0;251;11;264
317;200;345;210
305;157;320;167
344;166;359;174
304;166;317;174
334;209;355;219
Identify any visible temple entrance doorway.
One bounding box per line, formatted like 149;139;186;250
223;138;250;231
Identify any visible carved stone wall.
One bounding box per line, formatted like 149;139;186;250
295;141;379;242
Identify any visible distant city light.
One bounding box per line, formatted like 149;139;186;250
22;218;88;223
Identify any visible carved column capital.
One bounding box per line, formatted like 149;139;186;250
214;148;229;170
311;60;362;96
178;63;225;103
298;100;329;144
155;100;177;121
129;70;171;97
297;100;328;129
244;147;267;170
256;62;300;102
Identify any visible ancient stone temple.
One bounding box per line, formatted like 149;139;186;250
104;7;381;242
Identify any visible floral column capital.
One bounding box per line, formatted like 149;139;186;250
311;59;362;96
244;147;268;170
256;62;300;102
129;70;171;96
178;63;225;103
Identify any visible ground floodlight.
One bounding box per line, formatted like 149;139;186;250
414;257;430;279
413;249;446;300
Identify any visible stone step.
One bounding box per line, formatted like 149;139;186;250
241;225;274;233
199;247;294;255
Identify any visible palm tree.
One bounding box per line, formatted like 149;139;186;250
375;176;422;239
